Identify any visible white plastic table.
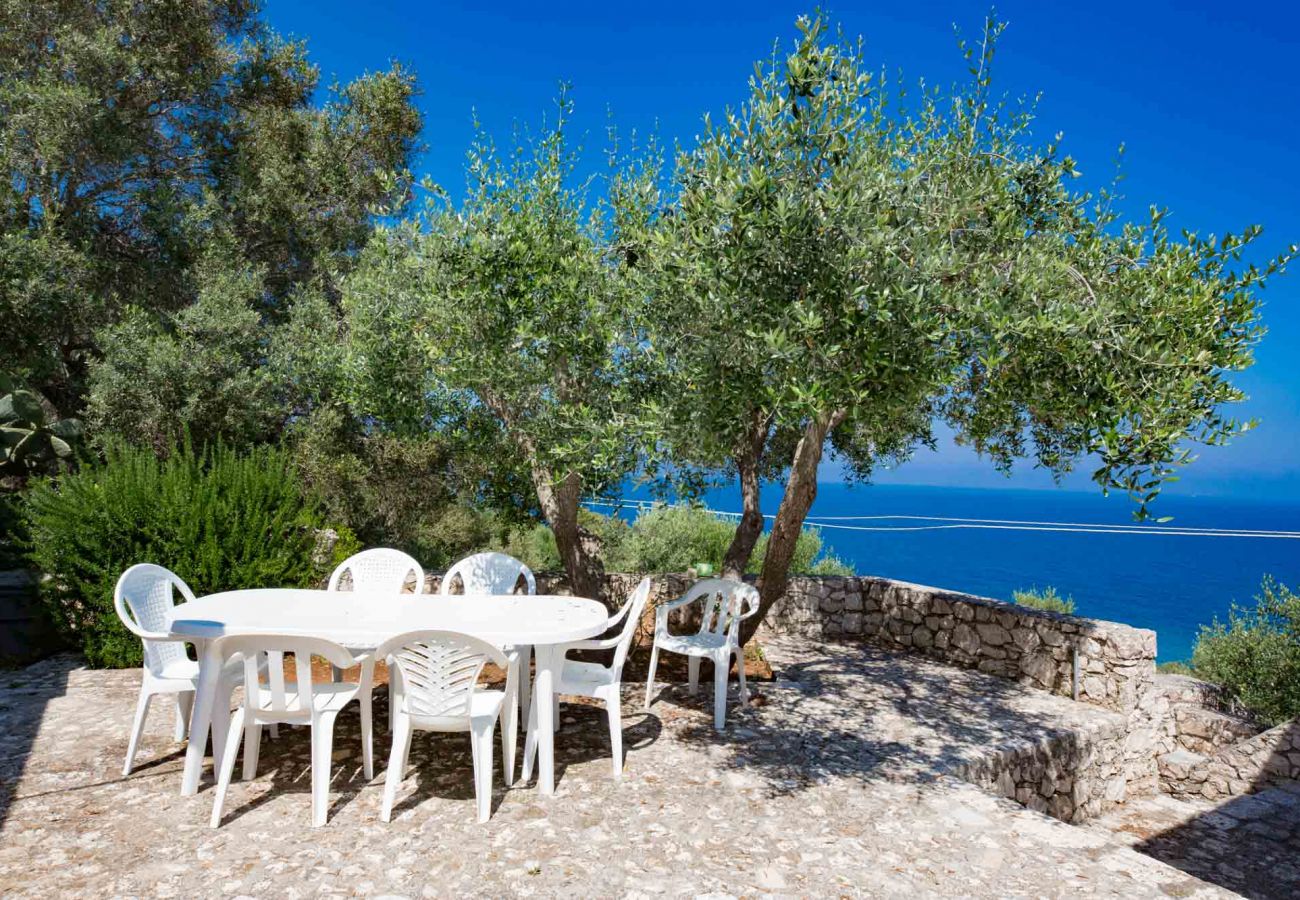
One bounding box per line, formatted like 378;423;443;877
169;589;608;798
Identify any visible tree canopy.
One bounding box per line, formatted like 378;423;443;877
342;93;640;598
624;15;1294;638
1;0;421;440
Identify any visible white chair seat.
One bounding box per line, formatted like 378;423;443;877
654;632;728;656
250;681;360;715
405;690;505;730
556;660;622;699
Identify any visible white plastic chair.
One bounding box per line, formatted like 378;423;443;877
363;630;515;823
114;563;253;776
643;578;760;730
209;634;371;828
523;578;651;780
327;548;426;594
440;551;537;721
327;547;426;684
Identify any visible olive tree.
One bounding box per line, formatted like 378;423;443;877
628;16;1294;642
343;95;638;599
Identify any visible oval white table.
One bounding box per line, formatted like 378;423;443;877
169;589;609;799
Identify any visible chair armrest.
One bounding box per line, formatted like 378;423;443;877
659;593;700;614
563;636;623;653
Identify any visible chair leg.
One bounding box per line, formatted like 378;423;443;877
123;688;154;776
175;691;193;742
470;721;496;823
736;647;749;706
360;687;375;781
643;642;660;710
553;692;560;732
380;712;413;823
607;692;623;780
210;708;246;827
712;653;728;731
310;713;337;828
211;679;234;774
687;656;701;695
242;720;262;782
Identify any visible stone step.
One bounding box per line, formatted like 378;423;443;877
1171;703;1262;754
1158;748;1207;781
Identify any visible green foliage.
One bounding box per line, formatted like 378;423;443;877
24;441;349;668
1011;586;1077;615
1;0;420;420
0;374;83;477
1157;660;1196;676
495;505;853;577
291;408;513;571
1191;578;1300;726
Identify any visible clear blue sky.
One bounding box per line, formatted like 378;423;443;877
266;0;1300;501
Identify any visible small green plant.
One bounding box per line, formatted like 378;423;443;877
24;441;354;667
1011;586;1077;615
1191;577;1300;726
1157;660;1196;676
0;375;82;478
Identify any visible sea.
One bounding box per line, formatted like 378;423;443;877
610;482;1300;663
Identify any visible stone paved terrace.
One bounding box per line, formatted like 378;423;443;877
0;638;1262;898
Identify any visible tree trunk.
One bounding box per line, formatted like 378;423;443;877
532;465;606;604
721;411;771;577
739;409;845;646
722;437;766;577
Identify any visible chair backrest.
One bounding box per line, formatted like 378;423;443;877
114;563;196;676
610;578;653;672
211;633;356;721
682;578;760;644
370;630;507;719
440;552;536;596
328;548;425;595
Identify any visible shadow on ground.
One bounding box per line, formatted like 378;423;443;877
1127;721;1300;900
0;653;74;829
651;638;1109;797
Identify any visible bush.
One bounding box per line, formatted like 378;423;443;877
1012;586;1076;614
24;441;356;668
496;505;855;577
1157;660;1196;676
1191;578;1300;726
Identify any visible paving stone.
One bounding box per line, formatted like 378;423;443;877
0;645;1234;898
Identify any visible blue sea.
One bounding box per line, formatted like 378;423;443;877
613;483;1300;663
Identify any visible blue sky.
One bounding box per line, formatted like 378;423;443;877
265;0;1300;501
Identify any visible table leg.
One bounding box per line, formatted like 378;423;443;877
534;644;556;796
181;639;221;796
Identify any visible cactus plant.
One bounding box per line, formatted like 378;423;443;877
0;374;83;475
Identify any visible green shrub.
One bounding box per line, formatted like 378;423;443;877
495;505;855;577
1157;660;1196;676
1191;578;1300;726
1011;586;1076;615
24;441;354;668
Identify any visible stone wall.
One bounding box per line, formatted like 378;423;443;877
955;718;1129;824
1161;719;1300;801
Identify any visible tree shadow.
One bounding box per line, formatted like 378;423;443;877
657;639;1111;799
0;653;77;830
1130;720;1300;900
212;686;664;825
